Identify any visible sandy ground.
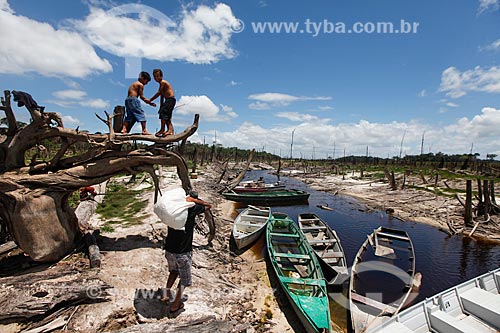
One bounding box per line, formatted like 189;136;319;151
66;167;298;333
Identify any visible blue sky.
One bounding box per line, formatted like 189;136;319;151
1;0;499;159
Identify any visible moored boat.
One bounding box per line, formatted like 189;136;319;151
298;213;348;285
369;267;500;332
232;205;271;249
349;227;416;333
233;180;286;193
222;189;309;205
266;212;331;333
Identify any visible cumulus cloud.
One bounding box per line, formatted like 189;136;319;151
61;115;82;126
176;96;236;122
49;89;109;109
208;107;500;158
0;1;111;77
478;0;499;14
248;92;332;108
74;3;238;64
439;66;500;98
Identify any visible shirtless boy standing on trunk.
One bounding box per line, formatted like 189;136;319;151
121;71;155;135
149;69;176;137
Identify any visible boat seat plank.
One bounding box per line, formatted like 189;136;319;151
242;215;269;220
274;253;311;260
270;232;300;238
429;310;481;333
236;222;265;227
460;287;500;329
308;239;337;244
377;322;415;333
321;251;344;259
300;218;321;223
376;231;410;241
281;276;324;286
351;292;397;314
301;226;327;230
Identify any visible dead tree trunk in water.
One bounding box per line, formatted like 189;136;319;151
465;180;473;227
0;90;199;262
225;149;255;191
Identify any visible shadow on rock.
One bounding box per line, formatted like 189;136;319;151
133;288;169;319
98;234;160;252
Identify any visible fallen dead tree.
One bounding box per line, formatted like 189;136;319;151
0;90;199;262
0;260;111;323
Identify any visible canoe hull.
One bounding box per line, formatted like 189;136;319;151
223;189;310;205
349;227;416;333
266;212;331;333
298;213;348;286
232;206;270;249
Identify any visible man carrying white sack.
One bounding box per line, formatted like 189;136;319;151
162;190;211;316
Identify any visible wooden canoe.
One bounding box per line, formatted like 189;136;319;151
298;213;348;286
369;267;500;333
266;212;331;333
232;205;271;249
222;189;309;205
349;227;416;333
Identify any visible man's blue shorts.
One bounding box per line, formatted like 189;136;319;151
124;97;146;123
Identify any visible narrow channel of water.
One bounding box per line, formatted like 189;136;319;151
238;170;500;304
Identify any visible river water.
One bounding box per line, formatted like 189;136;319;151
237;170;500;305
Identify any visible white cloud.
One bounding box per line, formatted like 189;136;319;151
248;101;271;110
80;99;109;109
75;3;238;64
0;1;111;77
207;107;500;158
0;0;12;13
318;106;333;111
220;104;238;118
53;90;87;100
276;112;320;122
228;80;240;86
248;92;332;108
478;0;499;14
49;90;109;109
439;66;500;98
61;115;82;126
177;95;235;122
483;39;500;51
418;89;427;97
446;102;460;108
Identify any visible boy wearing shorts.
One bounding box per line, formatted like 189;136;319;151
163;191;211;315
149;69;176;137
121;71;155;135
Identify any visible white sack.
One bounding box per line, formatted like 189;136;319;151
154;188;195;229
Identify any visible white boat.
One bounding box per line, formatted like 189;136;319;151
232;205;271;249
349;227;416;333
298;213;348;285
368;267;500;333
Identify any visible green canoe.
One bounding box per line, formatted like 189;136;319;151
266;212;331;333
222;189;310;205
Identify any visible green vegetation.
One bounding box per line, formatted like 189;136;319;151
96;181;150;232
